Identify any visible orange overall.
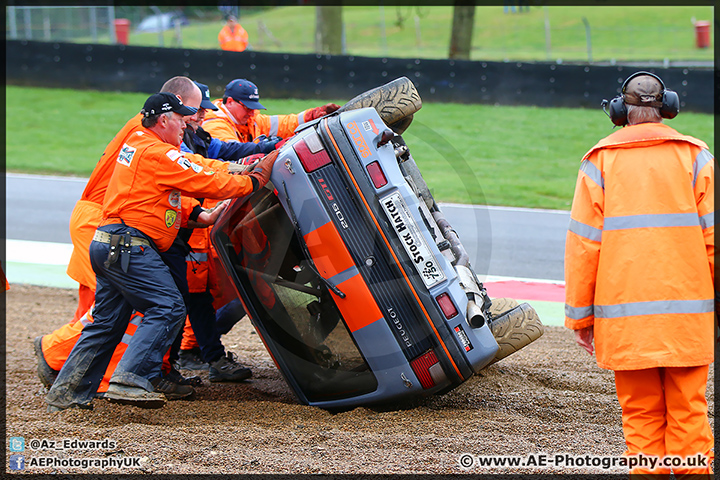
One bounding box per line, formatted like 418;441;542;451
65;115;233;322
45;117;241;387
218;23;249;52
202;99;311;143
565;123;715;477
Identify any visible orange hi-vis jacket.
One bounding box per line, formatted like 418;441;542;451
66;115;143;288
218;24;249;52
66;115;232;289
564;122;715;371
100;127;256;252
202;99;311;143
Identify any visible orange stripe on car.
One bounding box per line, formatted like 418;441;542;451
332;274;384;332
322;120;464;380
304;221;356;278
304;219;382;332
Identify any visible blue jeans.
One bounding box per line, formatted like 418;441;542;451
46;224;186;409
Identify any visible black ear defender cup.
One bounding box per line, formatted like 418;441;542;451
601;71;680;126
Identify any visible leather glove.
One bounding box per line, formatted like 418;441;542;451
257;135;282;153
305;103;341;121
227;162;251;175
247;150;279;188
236;153;265;169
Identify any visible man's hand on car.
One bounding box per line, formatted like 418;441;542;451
248;150;279;188
257;135;283;153
191;200;230;228
305;103;341;121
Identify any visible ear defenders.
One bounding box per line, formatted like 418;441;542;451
601;71;679;126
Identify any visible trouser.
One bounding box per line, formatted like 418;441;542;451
159;240;190;366
46;225;185;408
184;291;225;363
42;241;190;393
180;298;245;355
215;298;245;335
43;306;142;393
614;366;714;479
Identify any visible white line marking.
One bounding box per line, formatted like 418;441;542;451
7;239;73;265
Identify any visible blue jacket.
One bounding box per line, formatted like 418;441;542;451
181;126;276;161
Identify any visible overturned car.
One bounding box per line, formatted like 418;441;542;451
211;77;543;409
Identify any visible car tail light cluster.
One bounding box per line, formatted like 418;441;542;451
294;137;332;173
365;161;388;188
410;350;440;389
435;293;458;319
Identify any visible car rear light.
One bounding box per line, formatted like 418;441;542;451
436;293;458;319
410;350;440;389
366;161;388;188
294;138;332;173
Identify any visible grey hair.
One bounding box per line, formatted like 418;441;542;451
627;104;662;125
141;111;173;129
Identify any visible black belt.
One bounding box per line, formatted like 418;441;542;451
93;230;150;247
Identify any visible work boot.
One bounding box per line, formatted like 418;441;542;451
150;376;195;401
208;352;252;382
104;383;167;409
177;348;209;371
33;336;59;388
165;366;203;387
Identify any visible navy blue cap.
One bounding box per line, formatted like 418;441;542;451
194;81;218;111
141;92;197;117
224;79;266;110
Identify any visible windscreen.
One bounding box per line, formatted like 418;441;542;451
212;188;377;402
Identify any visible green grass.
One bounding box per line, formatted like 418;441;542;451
6;85;714;210
68;6;714;63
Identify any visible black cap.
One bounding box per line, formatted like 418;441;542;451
141;92;198;118
194;81;218;110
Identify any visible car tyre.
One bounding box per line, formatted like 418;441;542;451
488;302;543;365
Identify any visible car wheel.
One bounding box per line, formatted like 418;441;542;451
488;302;543;365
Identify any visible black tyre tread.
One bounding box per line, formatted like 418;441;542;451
488;302;543;365
336;77;422;126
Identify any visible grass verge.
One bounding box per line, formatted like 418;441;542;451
6;85;713;209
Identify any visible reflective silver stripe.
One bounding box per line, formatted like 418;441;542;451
328;266;359;287
568;218;602;242
297;112;305;124
693;149;713;188
595;299;714;318
604;213;699;230
580;160;604;190
269;116;279;137
185;252;208;262
119;315;143;344
699;212;714;230
78;305;95;326
565;304;594;320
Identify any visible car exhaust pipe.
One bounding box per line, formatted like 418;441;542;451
432;210;469;267
466;298;487;329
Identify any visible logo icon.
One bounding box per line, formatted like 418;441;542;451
165;209;178;228
9;454;25;471
117;143;137;167
9;437;25;452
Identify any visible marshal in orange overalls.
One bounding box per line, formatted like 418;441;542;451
565;122;715;477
